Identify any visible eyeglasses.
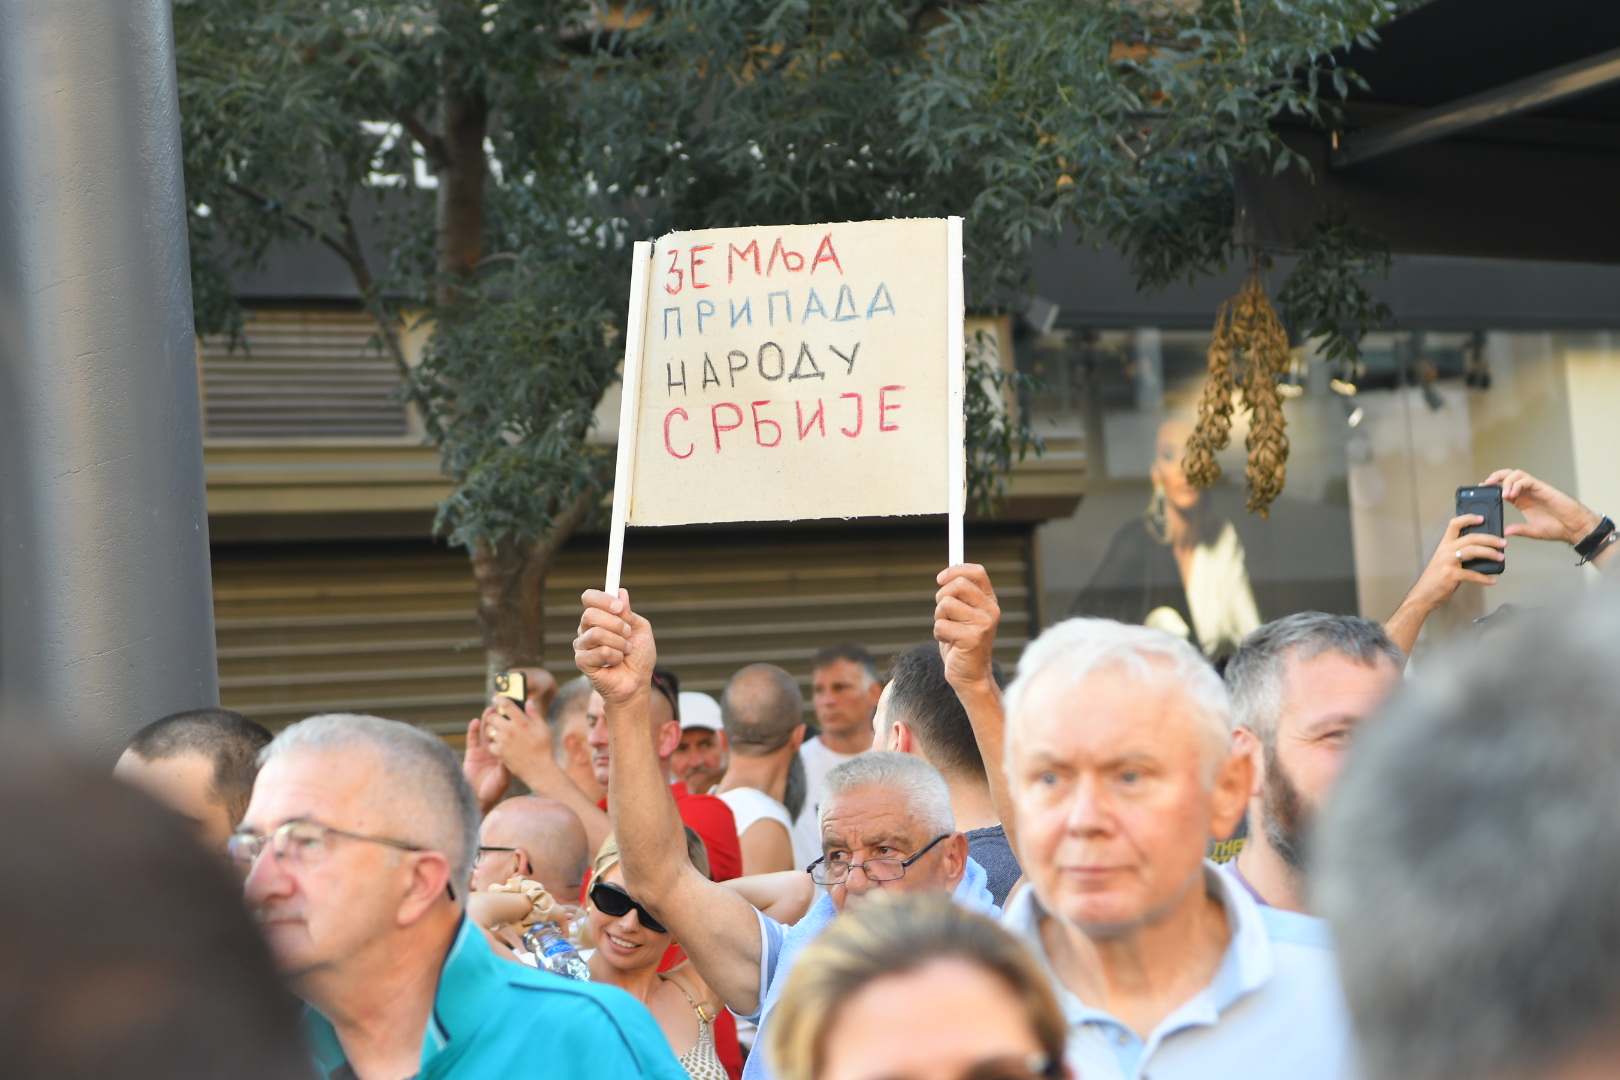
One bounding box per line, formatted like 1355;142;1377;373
474;845;518;866
228;819;455;900
868;1055;1062;1080
589;880;668;934
806;833;951;886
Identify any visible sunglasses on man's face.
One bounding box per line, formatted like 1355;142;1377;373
650;670;680;718
589;880;668;934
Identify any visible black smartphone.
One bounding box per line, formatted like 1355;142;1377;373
1455;485;1505;575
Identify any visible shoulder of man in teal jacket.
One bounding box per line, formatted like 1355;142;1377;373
304;917;688;1080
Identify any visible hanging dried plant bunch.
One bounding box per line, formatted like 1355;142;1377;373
1241;285;1290;518
1182;269;1292;517
1183;299;1239;489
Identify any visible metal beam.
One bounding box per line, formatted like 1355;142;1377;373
1332;43;1620;168
1240;127;1620;266
0;0;219;758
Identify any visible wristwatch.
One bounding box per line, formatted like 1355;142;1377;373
1575;515;1615;565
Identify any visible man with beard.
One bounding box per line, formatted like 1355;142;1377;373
1223;613;1403;912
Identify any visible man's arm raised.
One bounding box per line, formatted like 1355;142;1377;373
1383;513;1504;657
483;694;611;855
575;588;767;1016
934;563;1018;856
462;714;512;818
1488;468;1618;571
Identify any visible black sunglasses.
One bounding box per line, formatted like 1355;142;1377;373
650;667;681;722
590;880;668;934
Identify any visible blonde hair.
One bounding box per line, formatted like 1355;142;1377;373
593;827;711;883
766;893;1067;1080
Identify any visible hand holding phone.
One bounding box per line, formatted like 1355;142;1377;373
493;670;528;704
1456;485;1506;575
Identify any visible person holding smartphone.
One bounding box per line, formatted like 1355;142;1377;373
1385;468;1618;655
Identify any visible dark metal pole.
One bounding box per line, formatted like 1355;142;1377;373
0;0;218;759
1332;44;1620;169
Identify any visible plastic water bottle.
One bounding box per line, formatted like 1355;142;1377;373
523;921;590;981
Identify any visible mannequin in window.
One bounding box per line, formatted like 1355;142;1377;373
1073;416;1261;660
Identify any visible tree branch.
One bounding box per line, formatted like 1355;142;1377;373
226;181;361;268
226;178;412;383
904;0;945;32
395;109;450;173
331;192;412;381
551;479;602;552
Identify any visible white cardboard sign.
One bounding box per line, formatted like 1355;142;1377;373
605;217;964;590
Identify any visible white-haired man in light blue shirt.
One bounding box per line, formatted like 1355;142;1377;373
934;564;1357;1080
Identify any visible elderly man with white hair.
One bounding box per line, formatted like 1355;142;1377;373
574;588;995;1080
934;564;1358;1080
234;712;684;1080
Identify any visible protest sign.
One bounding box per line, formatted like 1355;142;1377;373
605;218;964;590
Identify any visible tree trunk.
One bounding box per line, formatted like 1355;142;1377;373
434;78;506;676
435;88;487;309
468;485;600;679
430;46;596;683
471;534;554;678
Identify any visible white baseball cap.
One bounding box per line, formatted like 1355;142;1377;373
678;691;722;732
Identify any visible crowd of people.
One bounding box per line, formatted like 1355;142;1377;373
9;467;1620;1080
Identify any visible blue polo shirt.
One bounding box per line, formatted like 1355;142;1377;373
1002;863;1359;1080
303;918;687;1080
739;857;1000;1080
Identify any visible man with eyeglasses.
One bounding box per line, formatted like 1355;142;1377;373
468;795;589;902
234;712;685;1080
574;589;997;1080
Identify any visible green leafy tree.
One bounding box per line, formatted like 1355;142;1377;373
581;0;1412;512
893;0;1412;359
176;0;627;673
176;0;1406;673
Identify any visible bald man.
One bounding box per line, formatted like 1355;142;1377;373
469;795;589;902
713;665;808;875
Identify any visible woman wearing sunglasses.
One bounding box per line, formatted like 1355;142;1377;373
767;892;1071;1080
586;831;728;1080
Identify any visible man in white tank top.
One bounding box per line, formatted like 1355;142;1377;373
713;664;813;875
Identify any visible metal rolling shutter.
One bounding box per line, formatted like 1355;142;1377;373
214;528;1033;733
199;308;409;439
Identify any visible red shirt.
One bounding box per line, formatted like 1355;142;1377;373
668;781;743;883
594;782;742;883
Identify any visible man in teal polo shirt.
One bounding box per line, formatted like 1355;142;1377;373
234;712;683;1080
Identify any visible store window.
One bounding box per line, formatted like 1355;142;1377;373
1025;328;1358;662
1025;326;1606;661
1344;330;1600;658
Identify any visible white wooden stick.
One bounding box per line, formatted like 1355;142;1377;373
605;240;654;594
945;216;966;567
